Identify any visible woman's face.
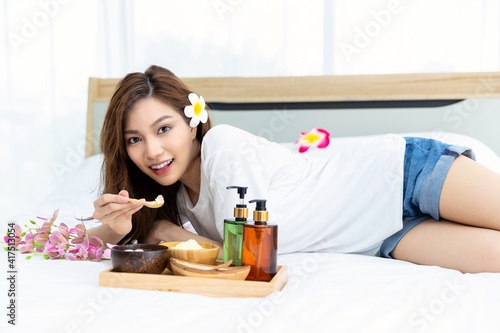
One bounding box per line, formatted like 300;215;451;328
124;97;198;186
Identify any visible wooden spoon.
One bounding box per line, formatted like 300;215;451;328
129;195;164;208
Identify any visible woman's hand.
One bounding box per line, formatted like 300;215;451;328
90;190;143;243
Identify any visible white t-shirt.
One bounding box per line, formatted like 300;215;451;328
178;124;406;256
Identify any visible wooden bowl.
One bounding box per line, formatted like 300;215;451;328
111;244;170;274
169;258;250;280
159;241;219;265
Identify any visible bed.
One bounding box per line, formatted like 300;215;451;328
3;72;500;333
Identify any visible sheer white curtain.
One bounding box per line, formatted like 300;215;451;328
1;0;103;222
1;0;499;221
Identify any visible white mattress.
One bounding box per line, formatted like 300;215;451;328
2;132;500;333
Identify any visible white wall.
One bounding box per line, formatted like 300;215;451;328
210;99;500;155
1;0;499;222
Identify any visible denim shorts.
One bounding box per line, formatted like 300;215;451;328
379;137;475;258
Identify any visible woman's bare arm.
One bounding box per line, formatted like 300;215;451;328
147;220;223;256
87;223;126;245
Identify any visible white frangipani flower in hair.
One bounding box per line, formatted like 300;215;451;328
184;93;208;128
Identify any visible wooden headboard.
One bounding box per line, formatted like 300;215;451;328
86;72;500;157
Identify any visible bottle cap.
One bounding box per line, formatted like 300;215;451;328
226;186;247;200
227;186;248;220
249;199;268;224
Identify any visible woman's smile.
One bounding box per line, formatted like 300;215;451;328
150;158;174;175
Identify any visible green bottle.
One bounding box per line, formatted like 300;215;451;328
223;186;248;266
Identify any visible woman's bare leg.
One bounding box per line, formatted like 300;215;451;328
393;156;500;273
439;155;500;230
391;219;500;273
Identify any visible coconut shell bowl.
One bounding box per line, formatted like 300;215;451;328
111;244;170;274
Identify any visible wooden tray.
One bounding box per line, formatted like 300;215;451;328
99;265;287;298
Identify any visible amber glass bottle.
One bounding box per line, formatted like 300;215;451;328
242;199;278;282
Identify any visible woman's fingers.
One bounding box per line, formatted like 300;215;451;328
94;202;142;220
90;191;143;240
93;192;143;221
118;189;130;198
94;193;129;208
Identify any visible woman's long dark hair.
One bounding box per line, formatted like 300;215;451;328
99;65;212;244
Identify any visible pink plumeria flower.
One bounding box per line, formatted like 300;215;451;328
184;93;208;128
296;128;331;153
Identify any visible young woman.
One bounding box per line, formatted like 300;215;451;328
90;65;500;273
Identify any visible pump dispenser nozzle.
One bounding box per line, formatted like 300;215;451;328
226;186;248;220
226;186;248;200
249;199;268;225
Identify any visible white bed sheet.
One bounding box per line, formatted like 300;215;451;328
1;251;500;332
2;132;500;333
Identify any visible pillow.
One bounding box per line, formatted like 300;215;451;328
10;154;103;226
282;131;500;173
